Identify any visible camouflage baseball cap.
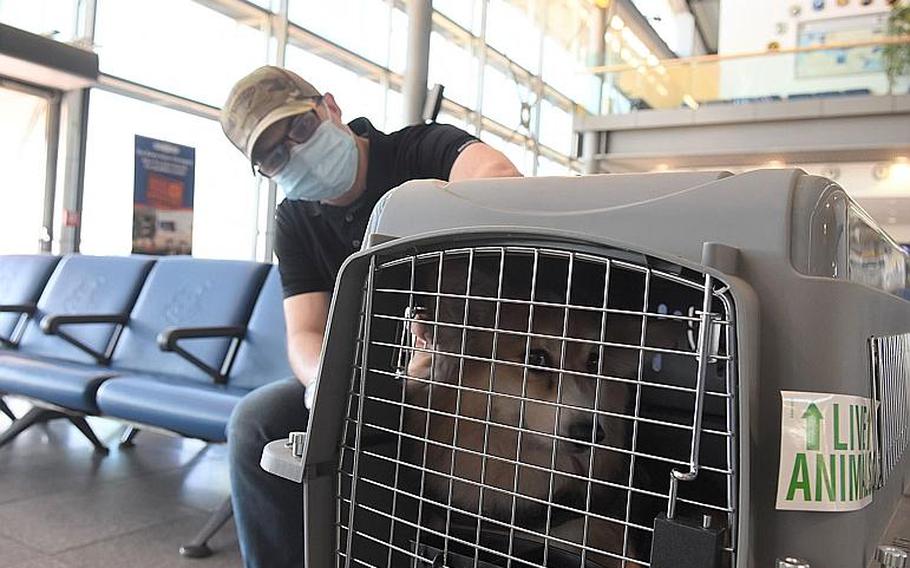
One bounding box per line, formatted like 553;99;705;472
220;66;322;164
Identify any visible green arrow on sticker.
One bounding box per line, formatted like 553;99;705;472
803;403;823;451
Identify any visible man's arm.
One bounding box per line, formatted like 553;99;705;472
283;291;331;387
449;142;522;180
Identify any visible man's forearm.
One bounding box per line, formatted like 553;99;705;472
287;329;327;387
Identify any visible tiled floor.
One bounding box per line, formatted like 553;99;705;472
0;398;243;568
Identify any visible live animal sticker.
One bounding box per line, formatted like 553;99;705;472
776;391;875;511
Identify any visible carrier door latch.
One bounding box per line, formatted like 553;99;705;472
650;513;724;568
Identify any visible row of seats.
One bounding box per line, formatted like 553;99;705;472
0;253;294;556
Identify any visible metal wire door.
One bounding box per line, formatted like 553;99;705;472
335;244;738;568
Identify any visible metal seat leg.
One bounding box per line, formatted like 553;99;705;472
179;497;234;558
67;415;109;455
119;425;140;448
0;407;55;449
0;406;109;454
0;397;15;421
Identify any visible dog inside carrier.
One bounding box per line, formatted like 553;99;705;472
262;169;910;568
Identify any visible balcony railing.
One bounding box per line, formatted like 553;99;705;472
588;36;910;114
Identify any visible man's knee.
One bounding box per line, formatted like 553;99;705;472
227;378;307;461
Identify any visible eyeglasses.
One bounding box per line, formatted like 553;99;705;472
254;103;324;178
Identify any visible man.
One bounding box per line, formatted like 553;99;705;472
220;65;520;568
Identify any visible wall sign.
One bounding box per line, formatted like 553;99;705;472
132;135;195;255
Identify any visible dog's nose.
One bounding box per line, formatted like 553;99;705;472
568;419;605;449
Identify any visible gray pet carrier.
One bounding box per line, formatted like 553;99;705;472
262;169;910;568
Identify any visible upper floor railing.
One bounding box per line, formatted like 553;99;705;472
588;36;910;114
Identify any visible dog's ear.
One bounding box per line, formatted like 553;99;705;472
406;308;434;380
409;309;433;349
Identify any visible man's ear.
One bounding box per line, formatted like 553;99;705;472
323;92;342;121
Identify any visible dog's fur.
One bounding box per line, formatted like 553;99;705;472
401;258;654;567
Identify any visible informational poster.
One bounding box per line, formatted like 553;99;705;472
795;13;888;78
132;135;195;255
776;391;875;512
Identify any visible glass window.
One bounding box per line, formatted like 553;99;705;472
537;156;573;177
429;30;478;110
482;64;532;131
480;130;533;176
81;90;258;260
388;8;408;75
284;46;387;129
434;0;483;35
94;0;268;107
289;0;393;69
485;0;541;74
384;89;405;132
0;0;78;41
436;111;472;133
539;1;600;110
538;99;573;155
0;86;49;253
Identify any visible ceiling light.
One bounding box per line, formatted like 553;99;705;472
610;15;624;30
890;157;910;186
682;94;699;109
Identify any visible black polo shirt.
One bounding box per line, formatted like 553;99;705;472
274;118;478;298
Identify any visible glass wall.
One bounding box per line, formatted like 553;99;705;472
2;0;596;257
81;90;259;259
0;85;50;254
432;0;601;176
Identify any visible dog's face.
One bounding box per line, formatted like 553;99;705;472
404;283;639;526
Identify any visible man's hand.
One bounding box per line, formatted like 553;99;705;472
283;291;331;387
449;142;522;180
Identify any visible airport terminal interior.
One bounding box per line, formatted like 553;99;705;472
1;0;909;567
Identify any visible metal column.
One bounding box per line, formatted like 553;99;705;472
41;92;61;253
256;0;289;262
403;0;432;126
53;0;96;254
582;5;607;175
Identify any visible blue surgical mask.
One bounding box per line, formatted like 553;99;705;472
273;121;358;201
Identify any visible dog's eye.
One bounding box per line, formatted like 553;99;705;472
527;349;552;369
587;351;600;372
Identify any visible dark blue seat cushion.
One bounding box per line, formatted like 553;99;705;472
95;374;249;442
0;353;114;412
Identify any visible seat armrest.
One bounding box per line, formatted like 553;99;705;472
36;313;129;365
156;325;246;384
40;313;129;334
156;325;246;352
0;304;36;315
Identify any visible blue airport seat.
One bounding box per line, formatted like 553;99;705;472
0;254;60;422
0;254;153;412
0;254;154;451
0;254;60;347
96;264;287;558
0;256;266;453
96;265;288;442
